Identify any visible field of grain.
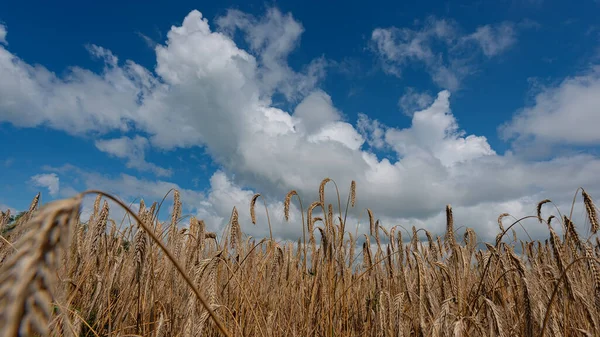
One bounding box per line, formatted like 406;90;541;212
0;178;599;337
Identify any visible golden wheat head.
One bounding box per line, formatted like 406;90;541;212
250;193;260;225
284;190;298;222
0;196;81;337
582;189;598;234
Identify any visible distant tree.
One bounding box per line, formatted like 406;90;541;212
2;211;27;235
9;211;27;224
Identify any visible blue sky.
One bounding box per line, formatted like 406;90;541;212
1;0;599;240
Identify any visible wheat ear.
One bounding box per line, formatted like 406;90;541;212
0;196;81;337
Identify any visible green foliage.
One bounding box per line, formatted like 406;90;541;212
1;211;27;236
8;211;27;225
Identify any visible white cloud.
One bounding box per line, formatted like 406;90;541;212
465;22;517;57
196;171;301;237
371;18;519;90
136;32;158;49
398;87;434;116
0;24;7;45
216;8;326;101
0;42;155;134
308;122;364;151
0;203;17;215
293;90;342;133
95;136;172;177
86;44;119;67
501;66;600;146
370;17;460;88
385;91;496;167
1;8;600;244
30;173;60;196
80;170;204;207
357;113;386;149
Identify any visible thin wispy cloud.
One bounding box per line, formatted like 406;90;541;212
370;18;522;90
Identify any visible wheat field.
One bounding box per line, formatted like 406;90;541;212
0;179;599;337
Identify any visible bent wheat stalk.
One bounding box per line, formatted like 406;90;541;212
81;190;232;337
540;256;600;337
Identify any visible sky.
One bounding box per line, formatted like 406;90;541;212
1;0;600;243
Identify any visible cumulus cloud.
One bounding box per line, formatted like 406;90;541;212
293;90;342;133
385;91;496;166
1;8;600;244
501;66;600;147
30;173;60;196
216;7;327;101
95;136;172;177
196;171;303;238
0;41;155;134
370;18;519;90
